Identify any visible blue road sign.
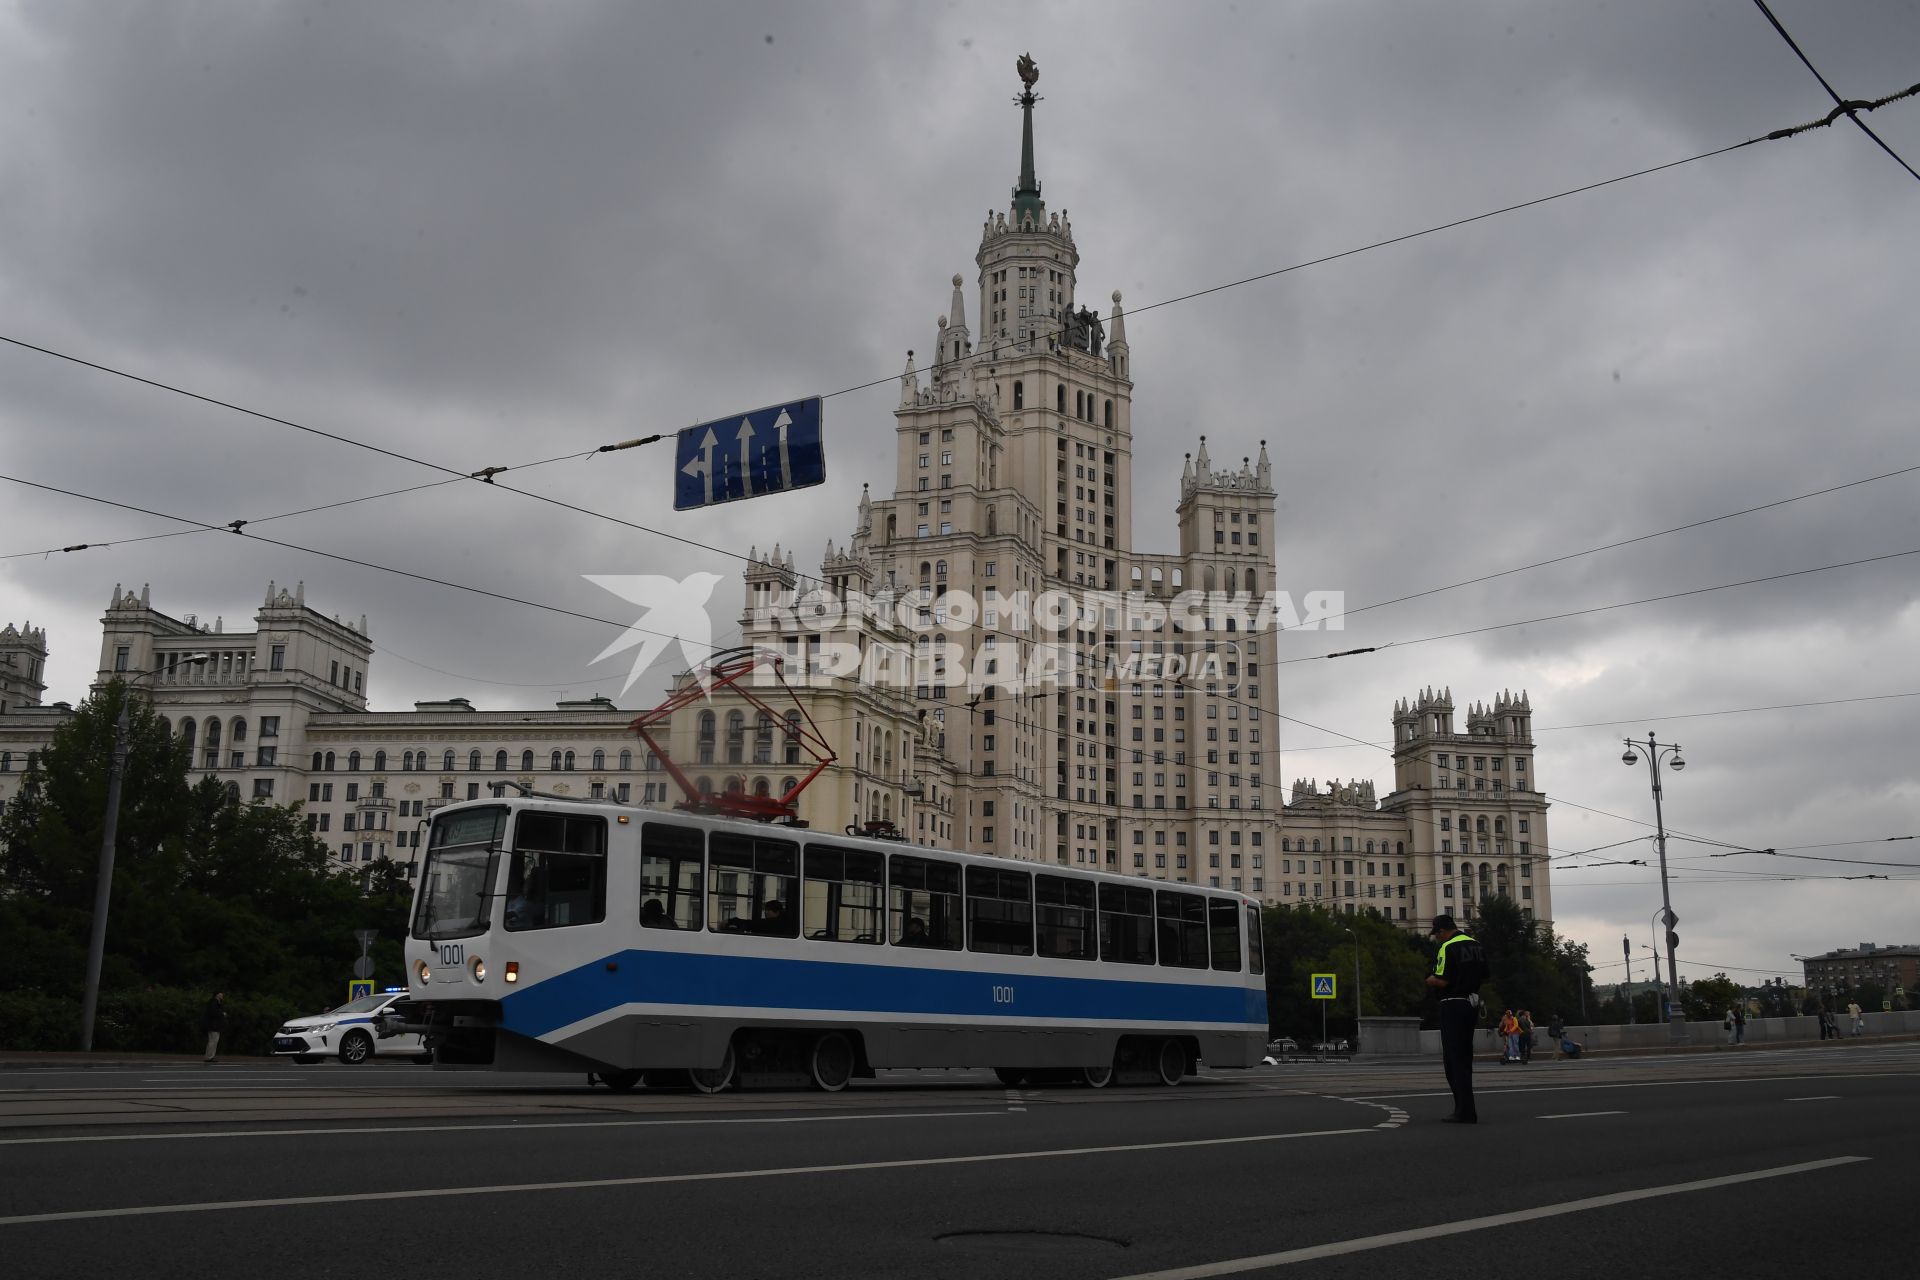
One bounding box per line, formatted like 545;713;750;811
348;979;374;1002
1311;973;1337;1000
674;397;826;510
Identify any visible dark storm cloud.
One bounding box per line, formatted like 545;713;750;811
2;1;1916;969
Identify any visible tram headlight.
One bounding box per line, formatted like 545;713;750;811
469;954;487;983
414;958;431;986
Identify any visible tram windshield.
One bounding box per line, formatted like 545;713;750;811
413;806;508;940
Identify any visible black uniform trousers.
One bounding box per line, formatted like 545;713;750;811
1439;999;1478;1121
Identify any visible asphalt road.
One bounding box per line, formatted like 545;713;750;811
3;1042;1916;1279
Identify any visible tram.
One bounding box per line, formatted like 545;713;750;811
397;798;1268;1091
394;649;1267;1091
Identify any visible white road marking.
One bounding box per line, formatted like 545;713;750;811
1105;1156;1870;1278
0;1125;1378;1224
0;1108;1001;1147
1786;1095;1840;1102
1349;1070;1920;1101
1538;1110;1626;1120
1005;1088;1026;1113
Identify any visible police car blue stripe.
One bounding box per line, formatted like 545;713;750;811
500;948;1268;1040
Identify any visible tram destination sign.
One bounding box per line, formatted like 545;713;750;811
674;397;826;510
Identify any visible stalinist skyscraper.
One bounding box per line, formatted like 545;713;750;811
681;56;1550;925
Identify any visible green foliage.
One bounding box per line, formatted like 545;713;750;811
1682;972;1743;1022
1473;895;1590;1026
0;680;412;1052
1260;905;1439;1038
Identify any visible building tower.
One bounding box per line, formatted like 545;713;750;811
0;620;48;716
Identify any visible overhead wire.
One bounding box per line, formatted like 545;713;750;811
1749;0;1920;183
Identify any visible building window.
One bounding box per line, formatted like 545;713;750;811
114;646;130;672
269;645;285;671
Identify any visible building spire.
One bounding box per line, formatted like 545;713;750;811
1011;53;1044;226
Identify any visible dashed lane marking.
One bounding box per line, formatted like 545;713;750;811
1786;1096;1840;1102
0;1108;1002;1147
1005;1088;1026;1113
0;1124;1379;1224
1104;1156;1870;1278
1538;1111;1627;1120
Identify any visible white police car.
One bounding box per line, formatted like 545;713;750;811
273;989;431;1064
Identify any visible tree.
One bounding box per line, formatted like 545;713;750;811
0;682;410;1051
1682;973;1742;1023
1261;905;1431;1039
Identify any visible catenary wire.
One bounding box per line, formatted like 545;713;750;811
1750;0;1920;183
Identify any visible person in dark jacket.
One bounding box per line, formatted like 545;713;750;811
202;992;228;1064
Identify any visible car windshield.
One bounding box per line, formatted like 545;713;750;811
323;994;390;1015
413;807;507;940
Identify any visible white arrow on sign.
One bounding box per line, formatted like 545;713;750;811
770;407;793;488
682;427;718;505
735;419;757;496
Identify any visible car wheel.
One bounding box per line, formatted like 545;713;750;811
809;1033;855;1092
689;1043;736;1095
339;1030;373;1065
1154;1038;1186;1087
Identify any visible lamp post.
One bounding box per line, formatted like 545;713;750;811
1623;732;1687;1042
81;655;208;1051
1623;934;1634;1024
1342;924;1363;1048
1649;910;1671;1017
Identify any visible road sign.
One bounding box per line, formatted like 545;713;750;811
351;955;375;979
353;928;378;947
1311;973;1337;1000
674;397;826;510
347;979;373;1002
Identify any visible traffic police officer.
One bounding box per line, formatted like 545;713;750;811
1426;913;1488;1123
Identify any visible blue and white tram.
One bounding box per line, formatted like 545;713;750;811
400;797;1268;1091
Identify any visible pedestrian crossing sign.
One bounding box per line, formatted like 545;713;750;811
1311;973;1337;1000
348;979;374;1002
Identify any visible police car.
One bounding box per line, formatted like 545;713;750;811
273;989;432;1064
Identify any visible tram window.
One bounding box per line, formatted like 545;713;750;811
1035;874;1095;961
1208;898;1242;971
966;866;1033;956
640;822;704;930
889;855;962;950
1246;904;1265;975
708;832;799;938
505;812;607;931
1098;883;1156;964
803;845;884;943
1155;890;1209;969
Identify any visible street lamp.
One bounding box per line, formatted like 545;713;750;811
1342;924;1363;1047
1623;934;1635;1025
1622;732;1687;1041
80;654;209;1051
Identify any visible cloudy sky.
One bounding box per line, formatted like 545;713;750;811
2;1;1916;988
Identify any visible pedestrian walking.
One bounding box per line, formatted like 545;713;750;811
1426;914;1489;1124
1821;1007;1839;1040
1733;1005;1746;1045
1848;1002;1864;1036
1498;1009;1521;1062
201;991;228;1064
1518;1010;1535;1064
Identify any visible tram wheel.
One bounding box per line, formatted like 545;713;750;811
809;1032;855;1092
1080;1063;1114;1089
689;1043;737;1095
992;1067;1026;1087
1153;1038;1186;1087
598;1069;643;1093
